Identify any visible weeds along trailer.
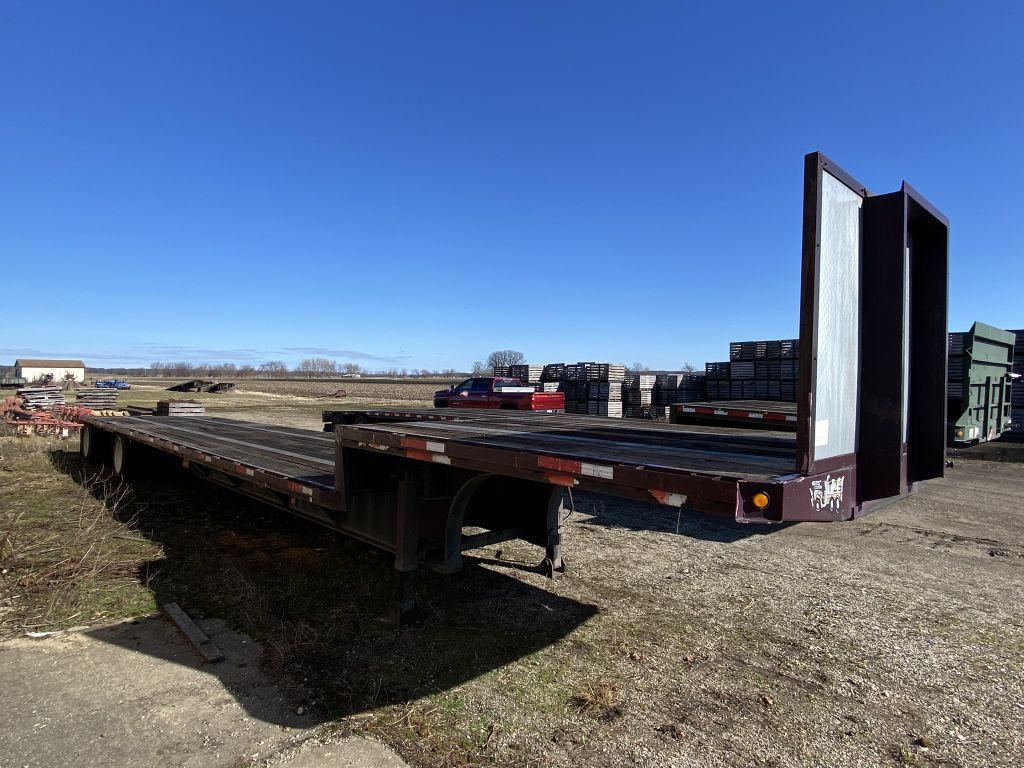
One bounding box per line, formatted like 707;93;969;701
79;152;949;624
947;322;1015;445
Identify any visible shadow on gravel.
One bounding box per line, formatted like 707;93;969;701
49;449;598;726
570;490;789;544
947;432;1024;463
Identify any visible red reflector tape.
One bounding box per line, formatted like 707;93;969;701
538;455;582;474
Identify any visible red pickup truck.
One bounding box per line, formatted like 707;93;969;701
434;377;565;411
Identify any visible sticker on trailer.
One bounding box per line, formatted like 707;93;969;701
814;419;829;447
580;462;614;480
809;474;844;512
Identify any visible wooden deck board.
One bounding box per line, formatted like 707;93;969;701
86;416;336;486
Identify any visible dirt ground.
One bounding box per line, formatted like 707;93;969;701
1;390;1022;767
115;377;448;428
0;615;407;768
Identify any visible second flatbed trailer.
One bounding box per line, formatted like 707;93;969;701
79;152;950;623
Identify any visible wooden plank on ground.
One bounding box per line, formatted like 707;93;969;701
163;602;224;663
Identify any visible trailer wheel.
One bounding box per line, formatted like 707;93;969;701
112;435;129;476
80;425;96;462
80;425;109;465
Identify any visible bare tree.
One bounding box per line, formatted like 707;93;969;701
627;362;650;374
209;362;237;378
680;362;697;373
238;364;256;378
258;361;288;374
341;362;362;376
486;350;525;369
471;360;489;376
296;357;338;378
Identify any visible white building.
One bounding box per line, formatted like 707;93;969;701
14;358;86;384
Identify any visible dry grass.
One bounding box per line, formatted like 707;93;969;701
0;434;159;637
572;681;624;721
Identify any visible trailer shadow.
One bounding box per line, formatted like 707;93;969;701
49;450;598;727
567;490;787;544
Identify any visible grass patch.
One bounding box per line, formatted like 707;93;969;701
571;680;624;722
0;435;160;637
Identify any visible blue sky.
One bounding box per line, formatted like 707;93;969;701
2;2;1022;371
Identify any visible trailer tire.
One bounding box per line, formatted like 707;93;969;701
112;435;130;476
80;425;109;465
80;426;96;462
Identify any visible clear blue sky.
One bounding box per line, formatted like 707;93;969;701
2;2;1022;371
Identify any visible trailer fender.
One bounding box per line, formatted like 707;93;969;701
443;474;567;576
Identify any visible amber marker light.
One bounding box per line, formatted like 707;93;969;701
752;492;770;509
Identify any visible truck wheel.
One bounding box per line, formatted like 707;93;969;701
112;435;130;476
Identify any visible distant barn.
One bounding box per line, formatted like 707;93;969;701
14;358;86;384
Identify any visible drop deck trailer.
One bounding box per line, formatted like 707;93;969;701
79;153;949;624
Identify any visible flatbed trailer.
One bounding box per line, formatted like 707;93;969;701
79;152;950;623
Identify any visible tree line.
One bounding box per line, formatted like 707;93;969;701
144;359;470;379
106;350;699;380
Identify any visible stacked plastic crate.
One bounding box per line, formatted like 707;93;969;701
509;364;543;385
585;363;625;417
706;338;799;402
558;362;626;417
652;373;705;419
622;374;656;418
563;364;587;414
704;361;730;400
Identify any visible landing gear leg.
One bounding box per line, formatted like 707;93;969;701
385;469;421;626
540;487;567;579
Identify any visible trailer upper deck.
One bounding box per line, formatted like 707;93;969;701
327;408;813;519
329;407;795;478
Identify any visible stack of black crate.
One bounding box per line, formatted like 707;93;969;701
585;363;625;417
623;374;656;418
652;373;706;419
563;363;587;414
706;338;799;402
559;362;625;417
